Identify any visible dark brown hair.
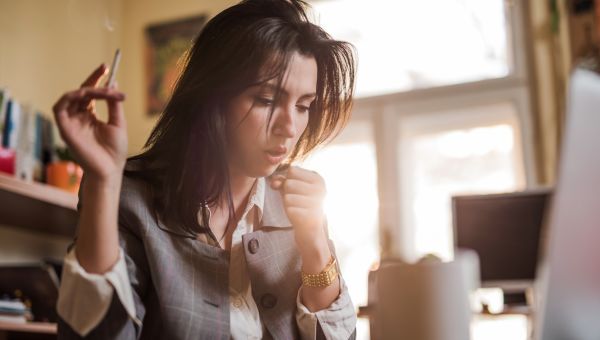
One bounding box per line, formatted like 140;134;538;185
126;0;356;237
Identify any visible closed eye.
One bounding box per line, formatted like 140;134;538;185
297;105;310;114
254;96;274;106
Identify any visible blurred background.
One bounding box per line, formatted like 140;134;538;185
0;0;597;339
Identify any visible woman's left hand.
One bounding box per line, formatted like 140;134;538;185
269;166;332;265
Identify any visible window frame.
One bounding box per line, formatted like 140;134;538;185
340;0;537;260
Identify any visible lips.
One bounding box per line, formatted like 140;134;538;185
266;146;287;156
265;146;288;164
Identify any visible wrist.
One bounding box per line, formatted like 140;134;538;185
82;171;123;200
85;170;123;189
299;236;332;274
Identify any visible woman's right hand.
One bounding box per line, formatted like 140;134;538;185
52;64;128;181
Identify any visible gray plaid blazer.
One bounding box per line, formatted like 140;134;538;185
57;161;356;339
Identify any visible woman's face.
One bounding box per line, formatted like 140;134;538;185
226;52;317;178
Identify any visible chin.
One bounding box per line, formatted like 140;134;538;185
245;164;279;178
261;164;280;177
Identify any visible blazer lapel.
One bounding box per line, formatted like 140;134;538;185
261;181;293;228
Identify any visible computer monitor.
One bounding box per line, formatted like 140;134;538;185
452;189;551;292
536;68;600;339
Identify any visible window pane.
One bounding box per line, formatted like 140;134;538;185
301;121;378;340
311;0;511;97
398;103;526;261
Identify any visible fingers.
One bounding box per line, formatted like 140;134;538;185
81;64;108;88
269;166;325;189
107;97;126;128
282;178;322;196
286;166;322;183
99;80;126;127
53;87;125;123
286;207;312;222
283;193;321;209
269;166;326;201
79;64;109;112
54;87;125;112
269;174;286;189
269;164;290;188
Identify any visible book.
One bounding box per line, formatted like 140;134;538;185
0;89;61;182
0;314;27;324
0;299;31;323
2;99;20;149
0;89;9;144
15;104;36;181
33;112;45;181
42;116;55;170
0;299;27;314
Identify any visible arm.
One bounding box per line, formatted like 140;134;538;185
51;63;128;275
295;238;357;340
57;176;150;339
57;226;149;339
270;167;341;311
52;65;140;339
75;173;122;273
298;231;338;312
270;167;357;339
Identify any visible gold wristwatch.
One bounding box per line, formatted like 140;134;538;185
301;256;339;288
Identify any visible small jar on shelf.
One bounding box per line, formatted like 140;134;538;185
46;146;82;194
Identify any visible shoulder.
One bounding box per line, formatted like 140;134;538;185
117;159;157;234
121;160;151;204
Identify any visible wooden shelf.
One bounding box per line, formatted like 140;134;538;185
0;321;56;334
0;172;78;237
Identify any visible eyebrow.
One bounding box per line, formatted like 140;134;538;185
258;83;316;100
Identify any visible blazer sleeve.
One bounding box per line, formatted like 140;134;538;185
56;174;151;339
294;238;357;340
295;214;356;340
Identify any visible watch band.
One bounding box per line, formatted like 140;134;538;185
301;256;339;288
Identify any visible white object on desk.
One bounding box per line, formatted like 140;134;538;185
371;250;480;340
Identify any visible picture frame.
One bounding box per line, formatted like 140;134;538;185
145;14;207;116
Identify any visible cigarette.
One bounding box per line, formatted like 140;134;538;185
105;49;121;88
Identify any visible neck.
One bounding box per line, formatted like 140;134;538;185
218;167;256;211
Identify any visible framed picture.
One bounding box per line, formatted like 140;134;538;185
145;14;207;116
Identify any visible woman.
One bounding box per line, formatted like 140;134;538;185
54;0;356;339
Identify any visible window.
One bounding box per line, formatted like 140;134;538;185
311;0;533;257
399;102;526;260
310;0;534;338
312;0;513;97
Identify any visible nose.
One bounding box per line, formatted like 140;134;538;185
272;105;296;139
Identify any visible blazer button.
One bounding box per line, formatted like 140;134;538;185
248;238;260;254
260;293;277;309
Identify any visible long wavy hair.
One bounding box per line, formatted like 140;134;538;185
126;0;356;237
